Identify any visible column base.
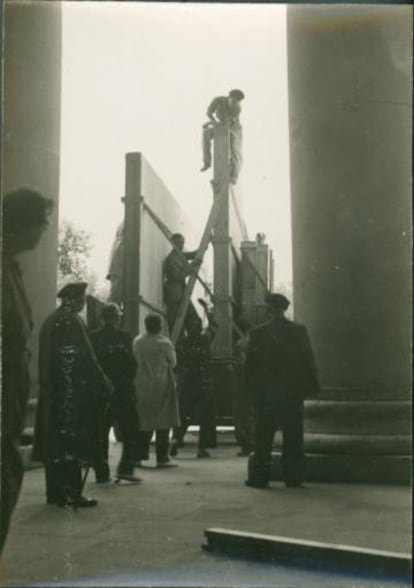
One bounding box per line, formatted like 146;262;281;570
248;452;411;485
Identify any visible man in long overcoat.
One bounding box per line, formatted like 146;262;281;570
1;189;53;552
32;282;113;507
245;294;319;488
133;313;180;467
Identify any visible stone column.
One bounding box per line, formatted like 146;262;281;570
258;5;412;483
287;5;411;395
3;1;62;455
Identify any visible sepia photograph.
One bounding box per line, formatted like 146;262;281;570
0;1;412;587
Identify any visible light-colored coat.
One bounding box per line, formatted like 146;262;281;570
133;333;180;431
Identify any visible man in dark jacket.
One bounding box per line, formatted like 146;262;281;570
90;303;141;483
32;282;113;508
1;188;53;551
163;233;201;335
171;301;218;458
245;293;319;488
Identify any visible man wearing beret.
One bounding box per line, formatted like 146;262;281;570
32;282;113;508
245;293;319;488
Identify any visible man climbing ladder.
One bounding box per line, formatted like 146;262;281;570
170;183;226;345
163;233;201;335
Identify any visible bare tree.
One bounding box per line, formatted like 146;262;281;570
58;220;92;281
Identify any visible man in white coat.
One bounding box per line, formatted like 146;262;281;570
134;314;180;467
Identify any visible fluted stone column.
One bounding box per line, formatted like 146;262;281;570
259;5;412;484
288;5;411;394
3;1;62;456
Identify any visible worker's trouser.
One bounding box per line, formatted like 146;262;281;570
249;402;305;486
173;370;216;450
137;429;170;463
94;387;139;480
202;122;243;184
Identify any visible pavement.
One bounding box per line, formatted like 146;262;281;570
0;430;411;587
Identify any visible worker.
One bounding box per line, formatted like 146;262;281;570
245;293;319;488
134;313;180;468
200;89;245;184
1;188;53;551
32;282;113;508
170;300;218;459
89;303;141;484
163;233;202;336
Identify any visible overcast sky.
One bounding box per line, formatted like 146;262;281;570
59;2;292;288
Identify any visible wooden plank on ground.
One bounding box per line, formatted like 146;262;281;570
203;528;411;578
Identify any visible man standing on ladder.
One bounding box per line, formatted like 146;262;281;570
163;233;202;336
200;89;245;185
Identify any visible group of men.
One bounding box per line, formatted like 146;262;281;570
31;282;216;510
0;187;222;553
1;133;320;554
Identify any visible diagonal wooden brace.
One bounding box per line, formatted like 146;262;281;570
170;184;225;345
142;194;243;341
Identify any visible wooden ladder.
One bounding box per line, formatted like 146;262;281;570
170;182;223;345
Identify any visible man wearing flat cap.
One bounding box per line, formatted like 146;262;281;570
32;282;113;508
245;293;319;488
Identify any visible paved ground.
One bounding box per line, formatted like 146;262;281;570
0;431;411;587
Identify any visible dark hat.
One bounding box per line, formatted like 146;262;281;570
266;293;290;311
57;281;88;300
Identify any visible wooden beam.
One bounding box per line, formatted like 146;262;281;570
212;124;233;358
170;186;223;345
123;153;142;338
203;528;411;578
